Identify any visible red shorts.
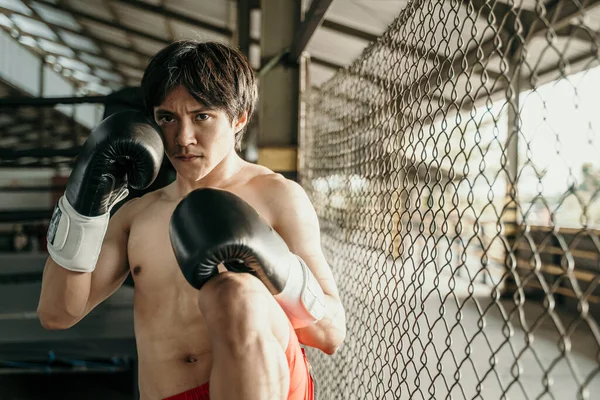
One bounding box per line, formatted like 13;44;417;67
164;320;315;400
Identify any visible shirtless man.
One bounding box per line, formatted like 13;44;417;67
37;40;346;400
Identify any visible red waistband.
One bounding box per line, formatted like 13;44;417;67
163;381;210;400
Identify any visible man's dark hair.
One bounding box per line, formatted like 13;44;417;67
141;40;257;149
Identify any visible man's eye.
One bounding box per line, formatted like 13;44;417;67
159;115;175;124
196;114;210;121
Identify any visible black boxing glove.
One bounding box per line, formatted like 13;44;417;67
47;110;164;272
170;188;325;329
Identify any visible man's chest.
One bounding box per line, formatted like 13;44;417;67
127;201;180;286
126;188;276;284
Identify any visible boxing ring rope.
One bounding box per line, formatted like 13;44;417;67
299;0;600;398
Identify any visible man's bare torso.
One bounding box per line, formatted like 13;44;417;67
126;162;280;399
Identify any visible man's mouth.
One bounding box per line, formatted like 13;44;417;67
175;154;202;161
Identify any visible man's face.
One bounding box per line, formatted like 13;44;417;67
153;86;245;182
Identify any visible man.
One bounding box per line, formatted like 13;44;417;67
37;40;346;400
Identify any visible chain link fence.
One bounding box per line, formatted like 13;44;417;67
300;0;600;398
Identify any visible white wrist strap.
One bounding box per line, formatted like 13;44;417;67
47;196;110;273
274;254;325;329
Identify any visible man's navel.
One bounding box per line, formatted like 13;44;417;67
185;355;199;364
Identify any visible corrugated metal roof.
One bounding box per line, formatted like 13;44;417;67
12;14;55;40
93;67;122;83
37;38;74;57
308;27;371;66
80;19;131;47
78;52;113;69
169;19;229;43
111;2;170;38
64;0;114;22
56;56;90;72
58;30;100;53
310;63;337;87
0;0;599;167
103;44;143;67
166;0;230;29
72;70;101;83
129;36;165;56
118;64;144;81
0;13;12;27
0;0;409;96
0;0;32;16
30;1;81;32
584;8;600;29
324;0;408;36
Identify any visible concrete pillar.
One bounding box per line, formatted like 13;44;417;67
258;0;302;179
237;0;251;58
502;43;522;297
237;0;259;162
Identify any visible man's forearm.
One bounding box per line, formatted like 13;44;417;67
37;258;92;329
295;294;346;354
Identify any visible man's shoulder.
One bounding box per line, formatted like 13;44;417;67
115;188;164;220
245;171;313;225
247;170;304;200
135;188;164;206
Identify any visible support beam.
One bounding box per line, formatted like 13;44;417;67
0;147;81;158
237;0;251;57
0;185;66;192
500;42;522;297
554;24;599;43
258;0;301;177
0;162;72;168
289;0;334;61
0;115;37;130
0;95;107;108
0;209;54;222
402;32;504;110
387;39;448;68
159;0;176;42
236;0;255;161
519;47;600;91
321;19;378;43
310;56;344;71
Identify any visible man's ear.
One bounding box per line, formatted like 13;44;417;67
234;111;248;133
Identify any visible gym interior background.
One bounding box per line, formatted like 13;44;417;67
1;0;599;399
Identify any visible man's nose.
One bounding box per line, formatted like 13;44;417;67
175;120;197;147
